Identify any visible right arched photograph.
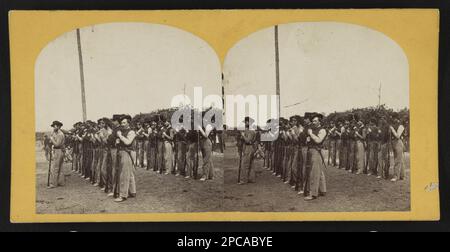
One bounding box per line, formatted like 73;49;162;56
222;22;410;212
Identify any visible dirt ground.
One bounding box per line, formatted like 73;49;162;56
36;147;224;214
223;143;410;212
36;141;410;214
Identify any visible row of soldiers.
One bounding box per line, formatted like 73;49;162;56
48;113;216;203
238;112;407;201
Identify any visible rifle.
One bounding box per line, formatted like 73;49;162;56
237;138;243;184
47;147;53;187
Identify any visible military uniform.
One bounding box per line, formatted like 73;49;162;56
116;119;137;202
391;123;406;181
239;128;257;184
175;127;188;176
305;117;327;200
48;121;66;188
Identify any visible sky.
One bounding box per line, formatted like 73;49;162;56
35;22;222;132
223;22;410;127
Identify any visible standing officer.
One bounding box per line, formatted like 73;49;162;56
135;121;145;168
304;113;327;201
146;120;158;172
162;121;175;175
186;121;199;179
198;114;215;181
376;117;390;179
354;120;366;175
107;115;122;198
115;115;137;203
287;115;302;189
328;121;338;167
238;116;257;184
48;121;66;189
390;115;406;182
174;116;188;177
366;118;379;176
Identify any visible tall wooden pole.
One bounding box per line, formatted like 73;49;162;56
274;25;281;118
76;28;87;122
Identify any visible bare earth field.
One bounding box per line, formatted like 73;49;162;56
223;144;410;212
36;147;224;214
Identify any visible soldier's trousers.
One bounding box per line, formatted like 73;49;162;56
336;139;341;166
118;150;136;199
355;140;365;173
157;142;165;173
110;148;120;197
136;141;144;167
307;148;327;197
143;140;149;166
368;141;379;175
95;148;105;185
299;147;308;192
164;141;174;174
49;149;65;187
147;145;157;171
329;140;337;166
186;142;198;178
91;149;99;183
339;144;347;169
377;143;390;179
240;144;255;183
177;142;187;176
290;146;300;187
201;139;214;180
393;140;406;180
99;148;109;188
282;146;290;182
347;141;355;171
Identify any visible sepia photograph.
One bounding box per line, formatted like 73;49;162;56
8;8;438;223
35;22;225;214
222;22;410;212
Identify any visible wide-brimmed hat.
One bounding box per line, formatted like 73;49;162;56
51;120;63;127
243;116;255;124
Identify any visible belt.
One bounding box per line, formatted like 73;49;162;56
53;147;64;150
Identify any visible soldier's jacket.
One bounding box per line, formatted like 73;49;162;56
241;130;257;146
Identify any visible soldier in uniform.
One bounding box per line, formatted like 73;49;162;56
238;116;257;184
198;114;215;181
162;121;175;175
338;120;349;170
286;115;302;189
390;115;406;182
48;121;66;189
107;114;122;198
298;114;312;195
186;121;199;179
157;120;166;174
115;115;137;202
93;118;108;187
354;120;366;174
376;117;390;179
304;113;327;201
175;119;188;177
366;118;380;176
135;121;145;168
146;120;158;172
328;121;338;167
347;118;356;173
97;118;112;192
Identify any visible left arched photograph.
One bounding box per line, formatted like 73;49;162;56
35;22;225;214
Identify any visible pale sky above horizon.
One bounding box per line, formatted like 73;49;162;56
35;23;222;132
224;22;409;127
36;22;410;131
